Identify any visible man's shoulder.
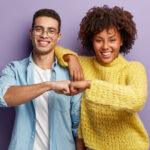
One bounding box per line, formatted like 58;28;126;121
13;56;30;65
3;56;30;72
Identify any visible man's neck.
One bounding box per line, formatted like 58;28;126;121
32;51;55;70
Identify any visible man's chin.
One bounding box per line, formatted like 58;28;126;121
34;48;54;55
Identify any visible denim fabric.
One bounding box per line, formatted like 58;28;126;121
0;53;82;150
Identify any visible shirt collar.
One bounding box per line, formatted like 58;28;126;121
28;52;33;64
28;52;58;69
52;56;58;68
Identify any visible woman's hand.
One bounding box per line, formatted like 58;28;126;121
63;55;84;81
69;80;91;95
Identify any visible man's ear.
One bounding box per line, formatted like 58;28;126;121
29;29;33;40
57;33;62;43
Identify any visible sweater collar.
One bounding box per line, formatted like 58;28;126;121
93;54;127;68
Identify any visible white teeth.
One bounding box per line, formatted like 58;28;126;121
101;52;112;56
39;41;48;44
39;41;49;46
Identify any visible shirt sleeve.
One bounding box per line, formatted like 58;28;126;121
0;63;17;107
54;45;78;67
85;62;147;113
70;92;82;137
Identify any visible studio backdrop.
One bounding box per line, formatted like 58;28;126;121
0;0;150;149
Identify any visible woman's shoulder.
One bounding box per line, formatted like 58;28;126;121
119;55;145;70
78;56;97;69
127;60;145;68
125;60;146;74
79;56;96;64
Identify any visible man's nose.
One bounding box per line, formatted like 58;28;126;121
41;30;49;38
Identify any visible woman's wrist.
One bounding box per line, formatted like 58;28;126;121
87;80;92;88
63;54;78;62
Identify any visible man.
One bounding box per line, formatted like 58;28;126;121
0;9;82;150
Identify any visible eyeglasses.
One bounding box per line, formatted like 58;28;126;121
33;26;58;38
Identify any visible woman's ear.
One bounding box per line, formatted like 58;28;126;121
120;39;123;46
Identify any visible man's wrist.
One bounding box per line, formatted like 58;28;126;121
45;81;53;91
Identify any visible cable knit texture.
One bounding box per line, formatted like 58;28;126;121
55;46;149;150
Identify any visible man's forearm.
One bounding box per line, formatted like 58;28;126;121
4;80;71;106
4;82;52;106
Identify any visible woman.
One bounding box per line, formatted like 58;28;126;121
55;5;149;150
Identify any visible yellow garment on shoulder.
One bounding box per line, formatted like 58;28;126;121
55;46;149;150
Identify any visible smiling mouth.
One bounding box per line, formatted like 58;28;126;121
100;51;112;57
38;40;50;47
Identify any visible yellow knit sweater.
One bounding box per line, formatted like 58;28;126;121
55;46;149;150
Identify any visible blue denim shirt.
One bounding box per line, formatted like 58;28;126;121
0;53;82;150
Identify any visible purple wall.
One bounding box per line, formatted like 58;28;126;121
0;0;150;149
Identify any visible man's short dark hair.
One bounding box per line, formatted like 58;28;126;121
32;9;61;33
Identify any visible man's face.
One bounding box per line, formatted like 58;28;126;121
30;16;61;55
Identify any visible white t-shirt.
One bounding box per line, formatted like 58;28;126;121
32;61;51;150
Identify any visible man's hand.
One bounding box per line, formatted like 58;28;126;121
63;55;84;81
4;81;71;106
69;80;91;95
50;81;71;95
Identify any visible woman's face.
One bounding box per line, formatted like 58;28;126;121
92;28;123;64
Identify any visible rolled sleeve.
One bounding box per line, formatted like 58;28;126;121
54;45;78;67
0;63;17;107
70;93;82;137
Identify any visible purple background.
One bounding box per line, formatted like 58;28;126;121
0;0;149;149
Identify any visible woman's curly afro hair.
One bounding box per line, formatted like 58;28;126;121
78;5;137;54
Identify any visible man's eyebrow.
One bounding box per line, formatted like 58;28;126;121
34;26;57;31
47;27;57;31
34;25;43;28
